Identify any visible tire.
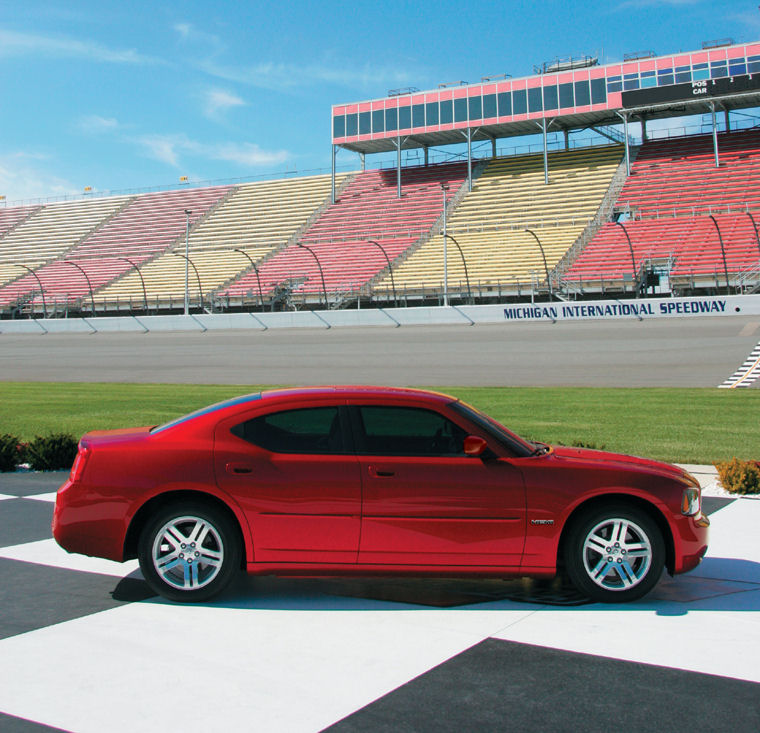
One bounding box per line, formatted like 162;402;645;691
138;501;241;603
564;504;664;603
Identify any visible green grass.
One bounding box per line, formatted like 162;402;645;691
1;382;758;464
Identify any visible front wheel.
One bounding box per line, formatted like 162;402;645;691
564;504;664;603
138;502;241;602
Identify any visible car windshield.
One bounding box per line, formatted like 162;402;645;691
151;393;262;434
449;400;534;457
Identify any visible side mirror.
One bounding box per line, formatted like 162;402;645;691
463;435;488;457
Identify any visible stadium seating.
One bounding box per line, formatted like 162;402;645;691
219;163;468;300
0;187;232;308
376;146;624;295
0;197;131;296
566;130;760;285
96;173;343;306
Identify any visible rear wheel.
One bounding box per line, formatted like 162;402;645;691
138;502;241;602
564;504;664;603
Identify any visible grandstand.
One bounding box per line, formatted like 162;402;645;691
376;146;624;300
1;38;760;317
565;129;760;292
96;173;345;310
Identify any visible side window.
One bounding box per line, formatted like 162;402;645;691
231;407;345;454
356;406;467;456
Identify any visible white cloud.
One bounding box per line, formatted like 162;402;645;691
211;143;289;167
0;153;79;203
77;115;120;134
203;88;246;120
135;134;186;166
0;28;160;64
133;134;290;169
198;57;416;91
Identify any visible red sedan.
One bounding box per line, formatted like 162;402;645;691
53;386;709;603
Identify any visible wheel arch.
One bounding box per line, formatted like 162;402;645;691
556;494;676;576
124;490;249;568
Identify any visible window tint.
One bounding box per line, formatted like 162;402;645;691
398;105;411;129
372;109;384;133
231;406;345;454
528;86;543;113
412;103;425;128
385;107;398;132
512;88;527;114
590;77;607;104
498;91;512;116
346;113;358;136
356;406;467;456
359;111;370;135
543;84;558;111
574;80;590;106
483;93;497;118
454;97;468;122
559;82;574;108
333;115;345;138
426;101;439;125
468;95;482;121
440;99;453;124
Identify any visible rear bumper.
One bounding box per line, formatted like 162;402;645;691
53;479;127;562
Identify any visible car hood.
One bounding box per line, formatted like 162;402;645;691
550;445;699;487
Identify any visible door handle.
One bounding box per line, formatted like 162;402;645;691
368;465;395;478
226;462;252;475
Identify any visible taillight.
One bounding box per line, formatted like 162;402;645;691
70;443;91;482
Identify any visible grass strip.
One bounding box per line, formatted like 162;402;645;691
0;382;757;464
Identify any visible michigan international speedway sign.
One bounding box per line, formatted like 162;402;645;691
502;295;760;323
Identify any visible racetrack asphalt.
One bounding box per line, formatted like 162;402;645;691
1;314;759;387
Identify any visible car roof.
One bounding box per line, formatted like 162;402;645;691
260;385;455;403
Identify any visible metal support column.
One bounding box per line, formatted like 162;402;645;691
617;112;631;176
539;117;549;186
331;144;336;204
359;153;365;171
641;116;648;142
423;145;429;166
711;103;720;168
564;129;570;150
396;136;402;198
725;109;730;133
491;136;497;159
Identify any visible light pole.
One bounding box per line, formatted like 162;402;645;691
183;209;191;316
613;221;637;287
13;264;47;318
524;229;553;301
708;214;731;293
367;239;397;307
746;212;760;258
173;253;204;312
233;248;264;309
118;257;148;313
442;234;472;304
296;243;328;309
441;182;449;306
64;261;96;315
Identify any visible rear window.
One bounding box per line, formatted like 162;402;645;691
151;393;261;434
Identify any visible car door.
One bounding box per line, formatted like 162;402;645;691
351;401;526;567
215;401;361;563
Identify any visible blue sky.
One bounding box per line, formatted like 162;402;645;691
0;0;757;203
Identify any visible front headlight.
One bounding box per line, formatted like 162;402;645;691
681;487;701;516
